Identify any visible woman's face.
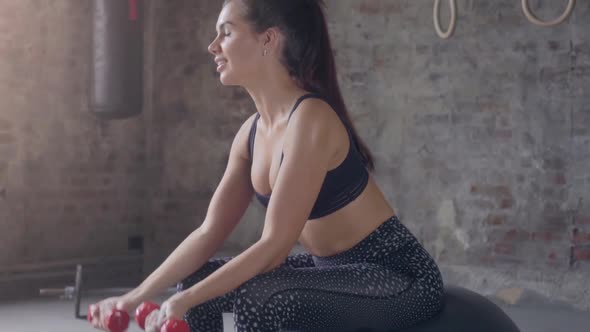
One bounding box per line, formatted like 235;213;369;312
208;1;265;86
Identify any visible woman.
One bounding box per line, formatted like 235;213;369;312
90;1;444;331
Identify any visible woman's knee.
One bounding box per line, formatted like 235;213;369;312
177;257;232;291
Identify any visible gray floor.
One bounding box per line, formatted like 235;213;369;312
2;249;587;332
0;293;233;332
0;293;589;332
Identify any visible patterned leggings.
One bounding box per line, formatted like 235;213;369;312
177;216;445;332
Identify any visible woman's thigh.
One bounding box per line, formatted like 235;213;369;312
233;262;441;332
177;252;316;291
177;252;318;331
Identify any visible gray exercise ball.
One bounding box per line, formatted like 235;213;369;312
397;285;521;332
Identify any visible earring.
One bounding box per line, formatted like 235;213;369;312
263;49;268;56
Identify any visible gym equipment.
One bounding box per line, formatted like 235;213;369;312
433;0;457;39
40;268;518;331
522;0;575;27
161;319;191;332
135;301;190;332
38;264;175;320
87;304;130;332
398;285;520;332
135;301;160;329
90;0;144;119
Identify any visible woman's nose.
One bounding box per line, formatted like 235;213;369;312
208;38;220;55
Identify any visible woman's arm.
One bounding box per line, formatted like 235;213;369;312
124;114;256;305
178;99;336;308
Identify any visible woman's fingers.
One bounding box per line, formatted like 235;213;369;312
90;298;117;330
145;309;160;332
88;303;102;328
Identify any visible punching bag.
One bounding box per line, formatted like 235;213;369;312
90;0;144;119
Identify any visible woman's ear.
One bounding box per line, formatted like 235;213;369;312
261;27;282;53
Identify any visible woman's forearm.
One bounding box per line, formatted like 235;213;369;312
126;227;222;303
181;239;283;308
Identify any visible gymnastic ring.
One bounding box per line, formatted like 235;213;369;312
522;0;575;27
433;0;457;39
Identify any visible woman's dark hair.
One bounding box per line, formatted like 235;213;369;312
222;0;375;171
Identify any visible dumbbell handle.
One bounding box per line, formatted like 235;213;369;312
136;301;189;332
87;304;130;332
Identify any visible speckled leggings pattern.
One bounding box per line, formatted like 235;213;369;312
177;215;445;332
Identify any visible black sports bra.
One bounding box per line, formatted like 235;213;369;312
248;93;369;219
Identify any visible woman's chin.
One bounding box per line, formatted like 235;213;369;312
219;73;238;86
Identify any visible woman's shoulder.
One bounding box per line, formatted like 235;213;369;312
289;96;340;131
228;112;259;161
284;96;346;153
289;98;346;141
235;112;259;138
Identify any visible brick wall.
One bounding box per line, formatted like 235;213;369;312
1;0;588;308
0;0;148;284
149;0;589;306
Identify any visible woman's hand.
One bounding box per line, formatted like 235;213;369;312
88;295;139;330
144;293;191;332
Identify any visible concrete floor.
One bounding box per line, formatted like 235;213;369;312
0;292;588;332
2;249;587;332
0;293;234;332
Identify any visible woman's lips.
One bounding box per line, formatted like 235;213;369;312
215;58;227;72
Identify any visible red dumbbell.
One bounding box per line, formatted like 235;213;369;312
134;301;160;329
87;304;130;332
161;319;190;332
135;301;190;332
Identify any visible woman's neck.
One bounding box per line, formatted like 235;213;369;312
245;79;309;130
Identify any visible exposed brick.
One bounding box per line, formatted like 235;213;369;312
133;190;148;199
543;215;569;230
102;177;112;186
163;201;180;212
542;187;567;200
0;133;15;144
574;215;590;225
0;119;12;130
554;173;567;185
500;198;514;209
470;184;512;197
1;0;589;307
494;129;512;139
493;242;514;255
414;113;450;125
467;199;496;210
531;231;560;242
572;229;590;245
479;254;496;265
64;189;116;199
63;204;78;213
69;176;90;187
499;116;510;127
356;1;402;15
543;202;560;213
547;40;561;50
503;228;530;241
495;256;524;265
479;101;509;113
485;214;507;225
543;157;566;171
545;249;566;268
572;247;590;261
